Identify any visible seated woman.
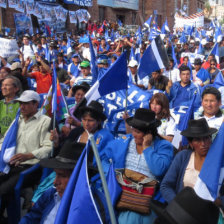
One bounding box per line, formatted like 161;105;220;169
160;118;217;203
33;100;114;203
149;93;176;142
207;59;220;83
104;108;173;224
61;82;90;137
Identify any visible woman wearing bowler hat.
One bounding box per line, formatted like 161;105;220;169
160;118;217;203
103;108;173;224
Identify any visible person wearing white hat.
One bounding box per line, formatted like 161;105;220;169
128;60;149;89
0;90;52;215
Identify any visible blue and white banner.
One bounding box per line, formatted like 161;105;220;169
33;2;42;19
16;0;26;13
75;9;91;23
8;0;18;9
59;7;68;22
99;84;161;134
0;0;7;9
26;0;35;15
97;0;139;10
14;13;33;35
69;11;77;24
64;0;92;6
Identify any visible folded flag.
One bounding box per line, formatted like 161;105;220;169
194;123;224;201
0;109;20;174
138;35;169;79
210;42;220;64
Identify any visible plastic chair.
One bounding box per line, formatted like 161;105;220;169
7;164;53;224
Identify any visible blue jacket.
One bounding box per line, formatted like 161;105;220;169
19;187;57;224
104;134;174;179
168;81;201;108
160;149;192;203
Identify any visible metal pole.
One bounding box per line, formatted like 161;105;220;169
125;88;128;113
51;111;56;157
88;134;117;224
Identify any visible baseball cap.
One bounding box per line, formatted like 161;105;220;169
80;60;90;68
16;90;40;102
128;60;138;67
11;62;22;70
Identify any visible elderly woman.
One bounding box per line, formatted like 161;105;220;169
104;108;173;224
160;118;217;203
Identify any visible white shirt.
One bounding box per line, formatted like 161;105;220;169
157;117;176;136
20;44;37;60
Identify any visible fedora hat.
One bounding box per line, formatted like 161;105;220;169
72;82;90;94
126;108;161;132
75;100;107;121
150;187;219;224
181;118;217;138
40;141;85;169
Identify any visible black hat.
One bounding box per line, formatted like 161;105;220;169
40;141;85;169
75;100;107;121
181;118;217;138
72;82;90;95
126;108;161;132
150;187;219;224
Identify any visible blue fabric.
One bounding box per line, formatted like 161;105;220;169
19;188;56;224
172;83;191;108
160;150;192;203
104;135;173;179
118;210;157;224
196;68;211;83
70;63;79;77
168;81;201;109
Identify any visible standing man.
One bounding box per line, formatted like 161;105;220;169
20;34;38;60
166;65;201;108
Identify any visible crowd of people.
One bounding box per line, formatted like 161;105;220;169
0;18;224;224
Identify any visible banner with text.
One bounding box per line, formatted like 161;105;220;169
0;38;19;58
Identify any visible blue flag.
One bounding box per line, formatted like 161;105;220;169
0;109;20;174
172;93;197;148
66;143;102;223
213;71;224;89
194;123;224;201
144;15;152;28
52;62;57;114
171;44;177;67
138;36;169;79
210;42;220;64
89;35;98;85
84;51;128;104
54;146;87;223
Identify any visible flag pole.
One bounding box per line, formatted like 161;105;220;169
125;88;128;113
88;134;117;224
51;111;56;157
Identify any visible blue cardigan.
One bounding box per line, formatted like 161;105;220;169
160;149;192;203
19;187;57;224
104;134;174;179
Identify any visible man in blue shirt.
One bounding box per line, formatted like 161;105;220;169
166;65;201;109
19;141;85;224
